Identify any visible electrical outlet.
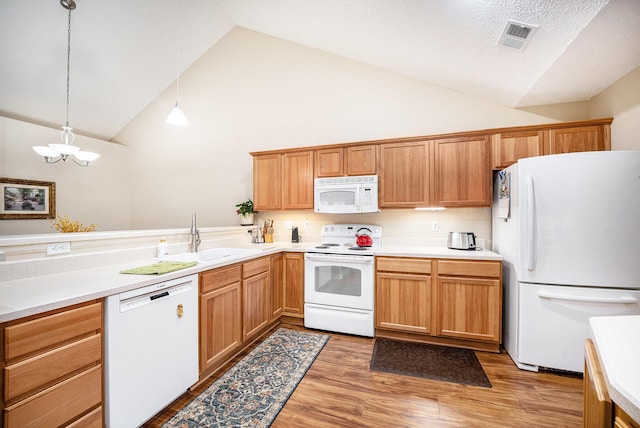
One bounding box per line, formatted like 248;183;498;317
431;221;439;232
284;221;293;230
304;220;310;230
47;242;71;255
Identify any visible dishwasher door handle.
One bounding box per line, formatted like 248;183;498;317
150;291;170;301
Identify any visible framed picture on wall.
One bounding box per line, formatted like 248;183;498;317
1;177;56;219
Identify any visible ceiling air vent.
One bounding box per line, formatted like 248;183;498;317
499;20;538;50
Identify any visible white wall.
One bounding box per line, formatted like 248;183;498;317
589;66;640;151
114;27;568;231
253;208;491;248
0;117;130;235
5;27;635;237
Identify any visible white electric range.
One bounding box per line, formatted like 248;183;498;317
304;224;382;337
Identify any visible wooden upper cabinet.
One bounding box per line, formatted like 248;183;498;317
379;141;431;207
316;145;377;177
316;148;344;177
491;131;545;170
346;145;377;176
283;150;314;209
253;154;282;211
433;136;491;207
548;125;610;155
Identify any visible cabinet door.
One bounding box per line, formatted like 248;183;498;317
436;276;501;343
283;252;304;317
548;125;609;154
379;141;430;207
346;145;377;176
242;271;271;341
584;339;612;428
283;151;314;209
375;272;431;334
316;148;344;177
253;154;282;210
433;136;491;207
270;253;284;322
491;131;545;169
199;281;242;373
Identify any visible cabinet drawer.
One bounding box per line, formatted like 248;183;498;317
4;365;102;428
4;334;102;402
66;406;102;428
376;257;431;274
243;257;270;278
200;264;242;293
4;302;102;361
437;260;501;278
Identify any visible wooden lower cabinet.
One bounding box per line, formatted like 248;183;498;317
584;339;640;428
242;257;271;341
436;276;501;343
199;257;277;378
283;252;304;317
1;300;103;428
375;257;432;334
376;257;502;352
199;265;243;375
270;253;284;322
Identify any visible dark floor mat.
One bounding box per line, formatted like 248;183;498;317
369;338;492;388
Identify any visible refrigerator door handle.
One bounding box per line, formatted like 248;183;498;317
537;291;638;305
526;176;534;271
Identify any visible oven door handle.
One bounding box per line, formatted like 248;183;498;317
305;254;373;264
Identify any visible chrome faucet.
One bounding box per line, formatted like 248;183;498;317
190;213;201;253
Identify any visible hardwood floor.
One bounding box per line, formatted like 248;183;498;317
145;324;583;427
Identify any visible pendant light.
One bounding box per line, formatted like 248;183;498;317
166;0;188;126
32;0;100;167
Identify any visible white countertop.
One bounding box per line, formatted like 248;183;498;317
0;243;501;323
590;315;640;423
0;244;294;323
376;245;502;261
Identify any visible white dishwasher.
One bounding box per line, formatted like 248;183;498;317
105;274;199;428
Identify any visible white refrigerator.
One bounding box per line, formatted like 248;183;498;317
492;150;640;373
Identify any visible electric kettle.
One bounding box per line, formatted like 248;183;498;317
447;232;476;250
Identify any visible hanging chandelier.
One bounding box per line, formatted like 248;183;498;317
33;0;100;167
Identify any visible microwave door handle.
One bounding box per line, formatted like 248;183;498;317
354;186;361;213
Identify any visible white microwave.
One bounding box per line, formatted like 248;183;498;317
314;175;378;214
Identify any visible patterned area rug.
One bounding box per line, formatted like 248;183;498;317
163;328;329;427
369;338;492;388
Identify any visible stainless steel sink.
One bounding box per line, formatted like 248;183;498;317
157;247;262;263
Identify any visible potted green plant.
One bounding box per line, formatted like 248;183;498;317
235;199;257;225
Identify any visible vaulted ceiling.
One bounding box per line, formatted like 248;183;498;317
1;0;639;141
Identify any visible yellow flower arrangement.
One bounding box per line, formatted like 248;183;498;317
51;215;98;233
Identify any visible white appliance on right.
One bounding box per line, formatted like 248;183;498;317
492;150;640;373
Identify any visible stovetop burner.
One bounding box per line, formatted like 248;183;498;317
307;224;382;255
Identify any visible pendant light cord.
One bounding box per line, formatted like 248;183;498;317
175;0;181;102
65;4;72;128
